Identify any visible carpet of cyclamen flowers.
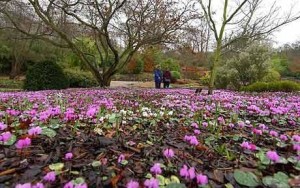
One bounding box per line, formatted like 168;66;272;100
0;88;300;188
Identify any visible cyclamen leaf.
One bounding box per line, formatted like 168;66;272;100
262;173;290;188
49;163;64;171
234;170;260;187
2;134;16;146
165;183;186;188
41;128;57;138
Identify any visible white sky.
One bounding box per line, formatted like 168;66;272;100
266;0;300;46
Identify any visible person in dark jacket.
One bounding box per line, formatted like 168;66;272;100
163;69;171;88
154;67;162;88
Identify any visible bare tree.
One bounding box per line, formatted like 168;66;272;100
198;0;300;94
1;0;197;86
181;17;211;53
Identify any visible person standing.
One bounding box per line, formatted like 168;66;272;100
154;67;162;88
163;69;171;88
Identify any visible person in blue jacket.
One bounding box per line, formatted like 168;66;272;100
154;67;162;88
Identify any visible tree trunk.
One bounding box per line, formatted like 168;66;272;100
9;59;22;79
208;61;216;95
101;75;112;87
208;47;221;95
93;71;113;87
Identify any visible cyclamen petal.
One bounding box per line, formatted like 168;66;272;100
269;130;278;137
32;182;45;188
280;135;288;141
43;171;56;182
163;148;175;158
191;122;198;128
292;135;300;142
196;174;208;185
0;131;12;142
188;167;196;179
118;154;125;163
65;152;73;160
63;181;74;188
126;180;139;188
28;126;42;136
144;178;159;188
266;151;280;162
293;144;300;151
15;137;31;149
15;183;31;188
180;165;189;179
74;183;88;188
150;163;162;174
0;122;7;130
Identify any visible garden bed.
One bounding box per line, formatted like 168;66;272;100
0;88;299;187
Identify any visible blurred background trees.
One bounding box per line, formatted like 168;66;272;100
0;0;299;91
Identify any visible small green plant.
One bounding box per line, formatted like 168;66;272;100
170;71;181;83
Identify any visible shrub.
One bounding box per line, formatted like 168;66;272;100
64;69;98;88
241;81;300;92
132;58;144;74
199;71;210;86
262;69;281;82
161;58;180;72
171;71;181;83
216;42;271;89
24;60;69;91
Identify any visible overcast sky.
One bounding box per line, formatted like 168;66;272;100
268;0;300;46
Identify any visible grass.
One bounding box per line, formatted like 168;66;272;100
0;76;24;90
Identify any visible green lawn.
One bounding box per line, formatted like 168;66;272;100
0;76;23;91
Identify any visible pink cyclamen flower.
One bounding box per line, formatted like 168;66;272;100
150;163;162;174
292;135;300;142
126;180;139;188
240;141;250;149
194;129;201;135
266;151;280;163
65;152;73;160
202;122;208;127
0;122;7;131
189;136;199;146
28;126;42;136
293;144;300;151
258;124;268;130
15;183;31;188
228;123;235;128
43;171;56;182
0;131;12;142
180;165;189;179
191;122;198;128
144;178;159;188
196;174;208;185
32;182;44;188
118;154;125;163
269;130;278;137
74;183;87;188
63;181;74;188
249;144;257;151
240;141;256;151
163;148;175;158
252;128;263;135
188;167;196;179
15;137;31;149
184;135;191;142
218;117;225;125
280;135;288;141
238;121;245;128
